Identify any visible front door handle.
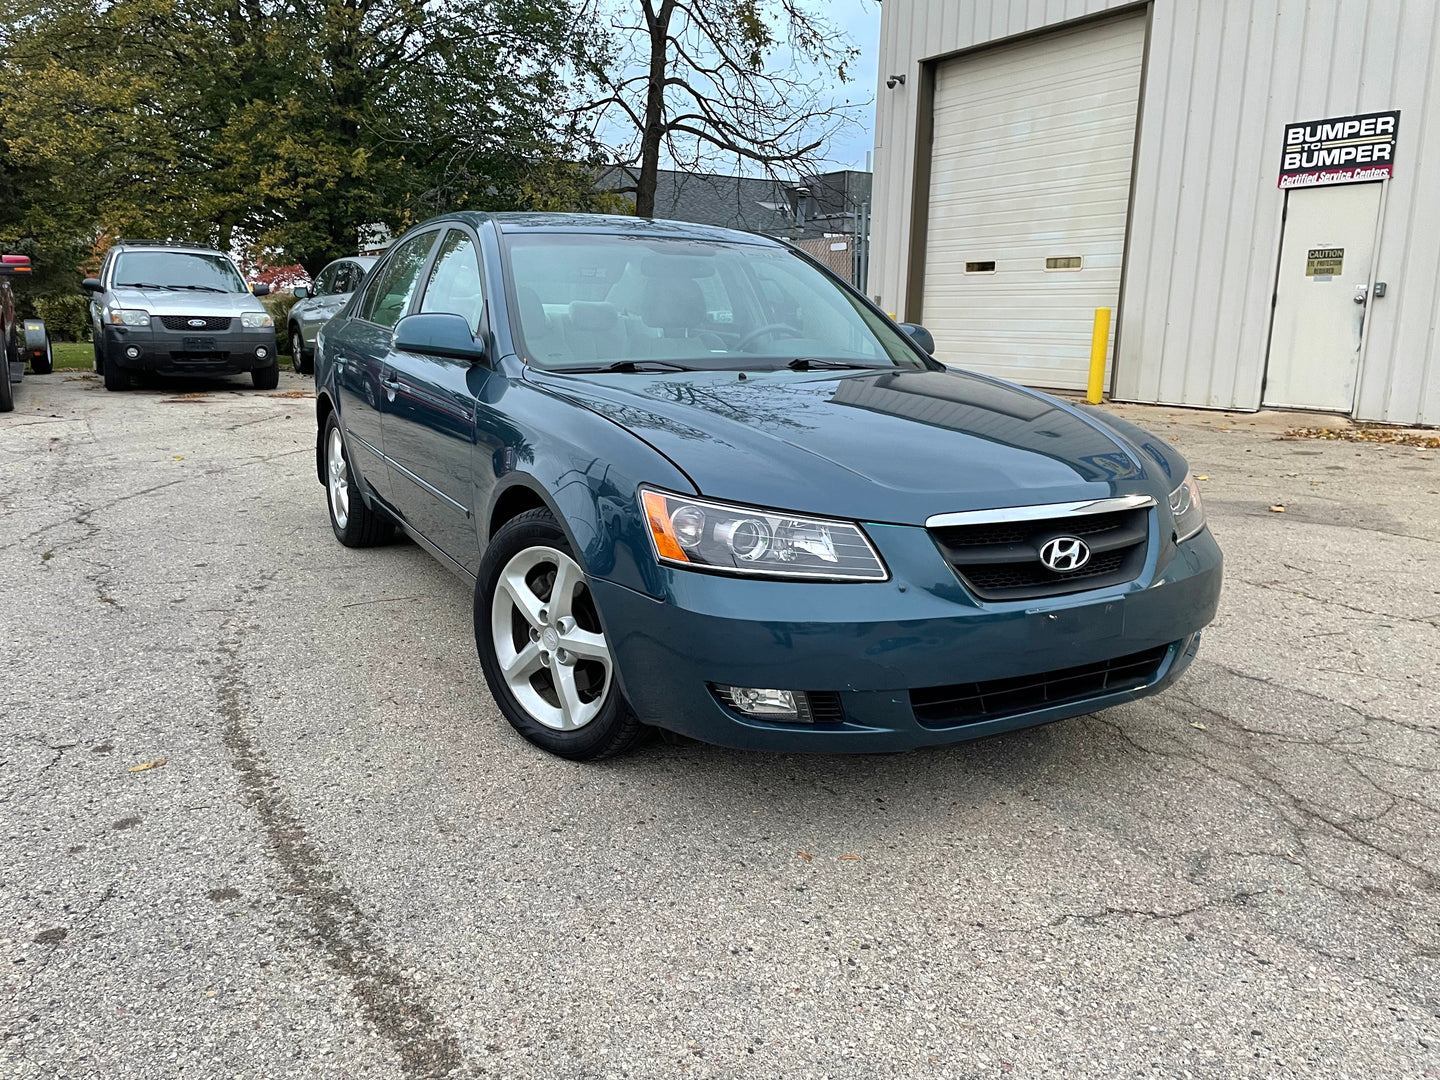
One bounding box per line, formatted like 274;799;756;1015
1353;286;1368;305
380;374;401;389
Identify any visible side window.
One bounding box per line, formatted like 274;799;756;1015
418;229;484;334
312;264;339;298
359;231;437;329
335;264;358;294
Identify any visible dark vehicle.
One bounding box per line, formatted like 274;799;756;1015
82;240;278;391
288;256;377;374
1;255;51;414
315;214;1222;761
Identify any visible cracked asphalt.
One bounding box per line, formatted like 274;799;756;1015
1;372;1437;1080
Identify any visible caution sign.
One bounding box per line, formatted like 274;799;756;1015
1305;248;1344;278
1280;110;1399;189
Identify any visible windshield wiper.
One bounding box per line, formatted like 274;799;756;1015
786;357;882;371
564;360;695;373
171;284;230;293
116;281;174;289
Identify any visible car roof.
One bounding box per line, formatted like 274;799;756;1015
431;211;785;248
111;243;229;257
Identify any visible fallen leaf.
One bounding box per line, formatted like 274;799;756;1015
796;851;813;861
1170;434;1180;441
1281;426;1440;449
839;854;860;861
1190;722;1208;730
1196;475;1209;481
173;455;183;461
128;759;167;773
1269;505;1286;513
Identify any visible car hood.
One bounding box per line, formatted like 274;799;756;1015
529;366;1174;524
110;287;265;317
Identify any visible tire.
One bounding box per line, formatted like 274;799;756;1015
103;356;130;391
93;338;104;374
0;344;14;414
252;360;280;390
33;342;53;375
323;413;394;547
290;328;313;375
475;508;645;761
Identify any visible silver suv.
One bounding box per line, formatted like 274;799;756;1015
82;241;278;391
287;256;376;374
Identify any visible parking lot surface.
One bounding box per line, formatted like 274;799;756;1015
2;372;1437;1079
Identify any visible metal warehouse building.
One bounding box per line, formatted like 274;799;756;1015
870;0;1440;426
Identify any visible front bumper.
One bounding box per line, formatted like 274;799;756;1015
103;322;276;375
591;521;1222;753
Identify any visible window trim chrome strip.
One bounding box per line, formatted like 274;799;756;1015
924;494;1155;530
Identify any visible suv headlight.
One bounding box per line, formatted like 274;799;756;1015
241;311;274;328
640;488;888;581
1169;472;1207;542
106;308;150;327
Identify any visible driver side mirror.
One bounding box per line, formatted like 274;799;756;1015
250;282;271;297
81;277;104;293
900;322;935;355
293;285;310;300
393;312;487;364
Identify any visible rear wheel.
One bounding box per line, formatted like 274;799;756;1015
32;341;53;375
252;359;280;390
290;328;313;375
0;342;14;413
324;413;394;547
475;508;644;761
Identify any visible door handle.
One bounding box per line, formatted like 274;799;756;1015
380;374;401;389
1353;286;1368;305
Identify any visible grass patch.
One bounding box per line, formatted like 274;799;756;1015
52;342;93;372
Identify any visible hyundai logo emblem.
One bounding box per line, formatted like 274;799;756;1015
187;318;207;328
1039;536;1091;573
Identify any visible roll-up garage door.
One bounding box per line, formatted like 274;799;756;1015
921;13;1146;390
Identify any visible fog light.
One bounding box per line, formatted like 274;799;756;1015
255;346;269;359
124;346;141;359
713;684;813;723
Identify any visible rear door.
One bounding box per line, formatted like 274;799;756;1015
333;229;439;505
383;227;487;572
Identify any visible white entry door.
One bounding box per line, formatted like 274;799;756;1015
1264;183;1383;411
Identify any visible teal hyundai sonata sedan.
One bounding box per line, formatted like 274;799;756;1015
314;213;1222;760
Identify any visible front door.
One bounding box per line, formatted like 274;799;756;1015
1264;183;1383;412
384;227;486;573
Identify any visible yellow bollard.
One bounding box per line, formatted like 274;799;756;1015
1086;307;1111;404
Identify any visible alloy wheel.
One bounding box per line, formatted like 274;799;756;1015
327;427;350;529
490;546;612;731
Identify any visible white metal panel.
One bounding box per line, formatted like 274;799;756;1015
875;0;1440;424
920;14;1146;389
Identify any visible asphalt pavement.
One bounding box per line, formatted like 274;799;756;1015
2;370;1436;1079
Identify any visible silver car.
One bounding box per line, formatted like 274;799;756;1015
287;256;376;374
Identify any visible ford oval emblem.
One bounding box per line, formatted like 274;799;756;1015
188;318;206;328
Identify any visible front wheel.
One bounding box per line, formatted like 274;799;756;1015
290;328;313;375
103;357;130;391
0;345;14;413
252;360;280;390
475;509;644;761
31;342;53;376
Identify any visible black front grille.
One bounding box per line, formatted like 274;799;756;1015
911;644;1171;728
930;506;1149;600
159;315;232;331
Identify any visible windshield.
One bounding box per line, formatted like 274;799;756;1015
504;234;924;372
113;251;248;292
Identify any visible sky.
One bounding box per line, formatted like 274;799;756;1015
823;0;883;170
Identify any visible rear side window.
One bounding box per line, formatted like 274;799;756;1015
313;263;339;297
359;231;437;328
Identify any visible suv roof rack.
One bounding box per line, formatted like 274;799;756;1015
114;238;211;248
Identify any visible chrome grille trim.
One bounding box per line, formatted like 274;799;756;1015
925;494;1155;530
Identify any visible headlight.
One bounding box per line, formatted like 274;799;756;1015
1169;472;1207;542
241;311;274;328
640;488;888;581
106;308;150;327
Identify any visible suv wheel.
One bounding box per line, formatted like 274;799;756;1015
324;413;394;547
290;328;312;375
92;339;104;374
475;508;645;761
0;343;14;413
31;341;53;375
252;359;280;390
103;356;130;391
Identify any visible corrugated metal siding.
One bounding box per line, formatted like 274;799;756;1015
873;0;1440;425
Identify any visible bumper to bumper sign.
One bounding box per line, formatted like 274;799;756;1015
590;524;1223;753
